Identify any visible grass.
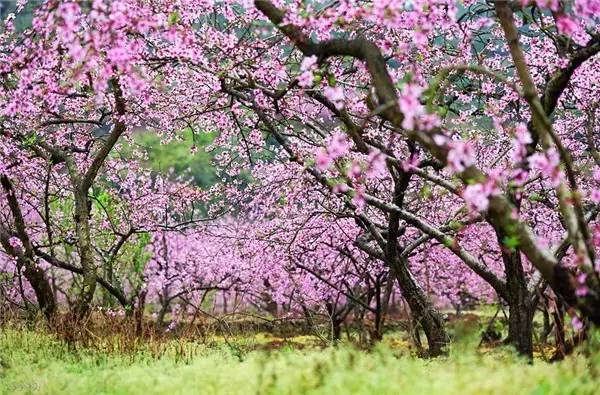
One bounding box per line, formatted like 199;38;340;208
1;327;600;395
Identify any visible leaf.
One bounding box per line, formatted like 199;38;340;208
502;235;520;250
327;74;337;87
448;220;463;231
168;11;180;26
419;185;433;200
528;192;542;202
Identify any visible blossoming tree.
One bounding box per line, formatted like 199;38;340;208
1;0;600;359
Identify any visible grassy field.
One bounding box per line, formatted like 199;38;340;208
1;327;600;395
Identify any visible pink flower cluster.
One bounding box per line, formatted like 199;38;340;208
315;132;351;171
298;55;318;88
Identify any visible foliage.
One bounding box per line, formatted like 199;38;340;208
135;129;218;189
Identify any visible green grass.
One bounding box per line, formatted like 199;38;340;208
1;328;599;395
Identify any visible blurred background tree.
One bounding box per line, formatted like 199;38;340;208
0;0;41;31
135;130;218;189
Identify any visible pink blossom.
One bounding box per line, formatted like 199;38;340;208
463;183;490;212
347;161;362;180
590;189;600;203
515;123;532;145
510;169;529;186
300;55;318;72
556;16;578;37
8;237;22;250
576;273;589;297
352;186;366;210
315;148;332;171
332;183;349;193
572;316;584;331
298;55;318;88
327;132;350;159
576;285;589;297
447;141;475;173
398;84;424;130
522;0;560;11
401;154;420;172
511;123;532;163
323;86;345;110
313;133;350;172
366;150;387;178
433;134;448;146
528;149;562;187
3;0;600;334
419;113;441;131
298;71;315;88
473;17;494;30
462;171;501;213
575;0;600;20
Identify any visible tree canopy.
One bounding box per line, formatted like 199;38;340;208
1;0;600;359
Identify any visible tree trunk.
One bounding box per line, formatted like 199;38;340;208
507;297;534;358
135;289;147;337
371;274;393;342
551;298;567;360
332;317;343;341
540;299;552;344
73;190;96;319
0;237;57;320
497;228;534;358
102;261;115;308
0;175;57;320
372;283;384;342
392;257;449;357
326;302;344;342
24;261;56;319
262;293;278;316
156;298;170;329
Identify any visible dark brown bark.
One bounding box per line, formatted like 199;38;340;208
384;159;448;356
332;317;343;342
135;289;147;337
326;302;350;342
71;187;97;319
0;175;56;319
14;254;56;319
392;257;449;357
496;228;534;358
156;301;170;329
506;299;534;358
370;276;389;342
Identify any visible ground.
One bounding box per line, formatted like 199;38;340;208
1;323;600;395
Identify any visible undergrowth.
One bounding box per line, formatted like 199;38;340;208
1;323;600;395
